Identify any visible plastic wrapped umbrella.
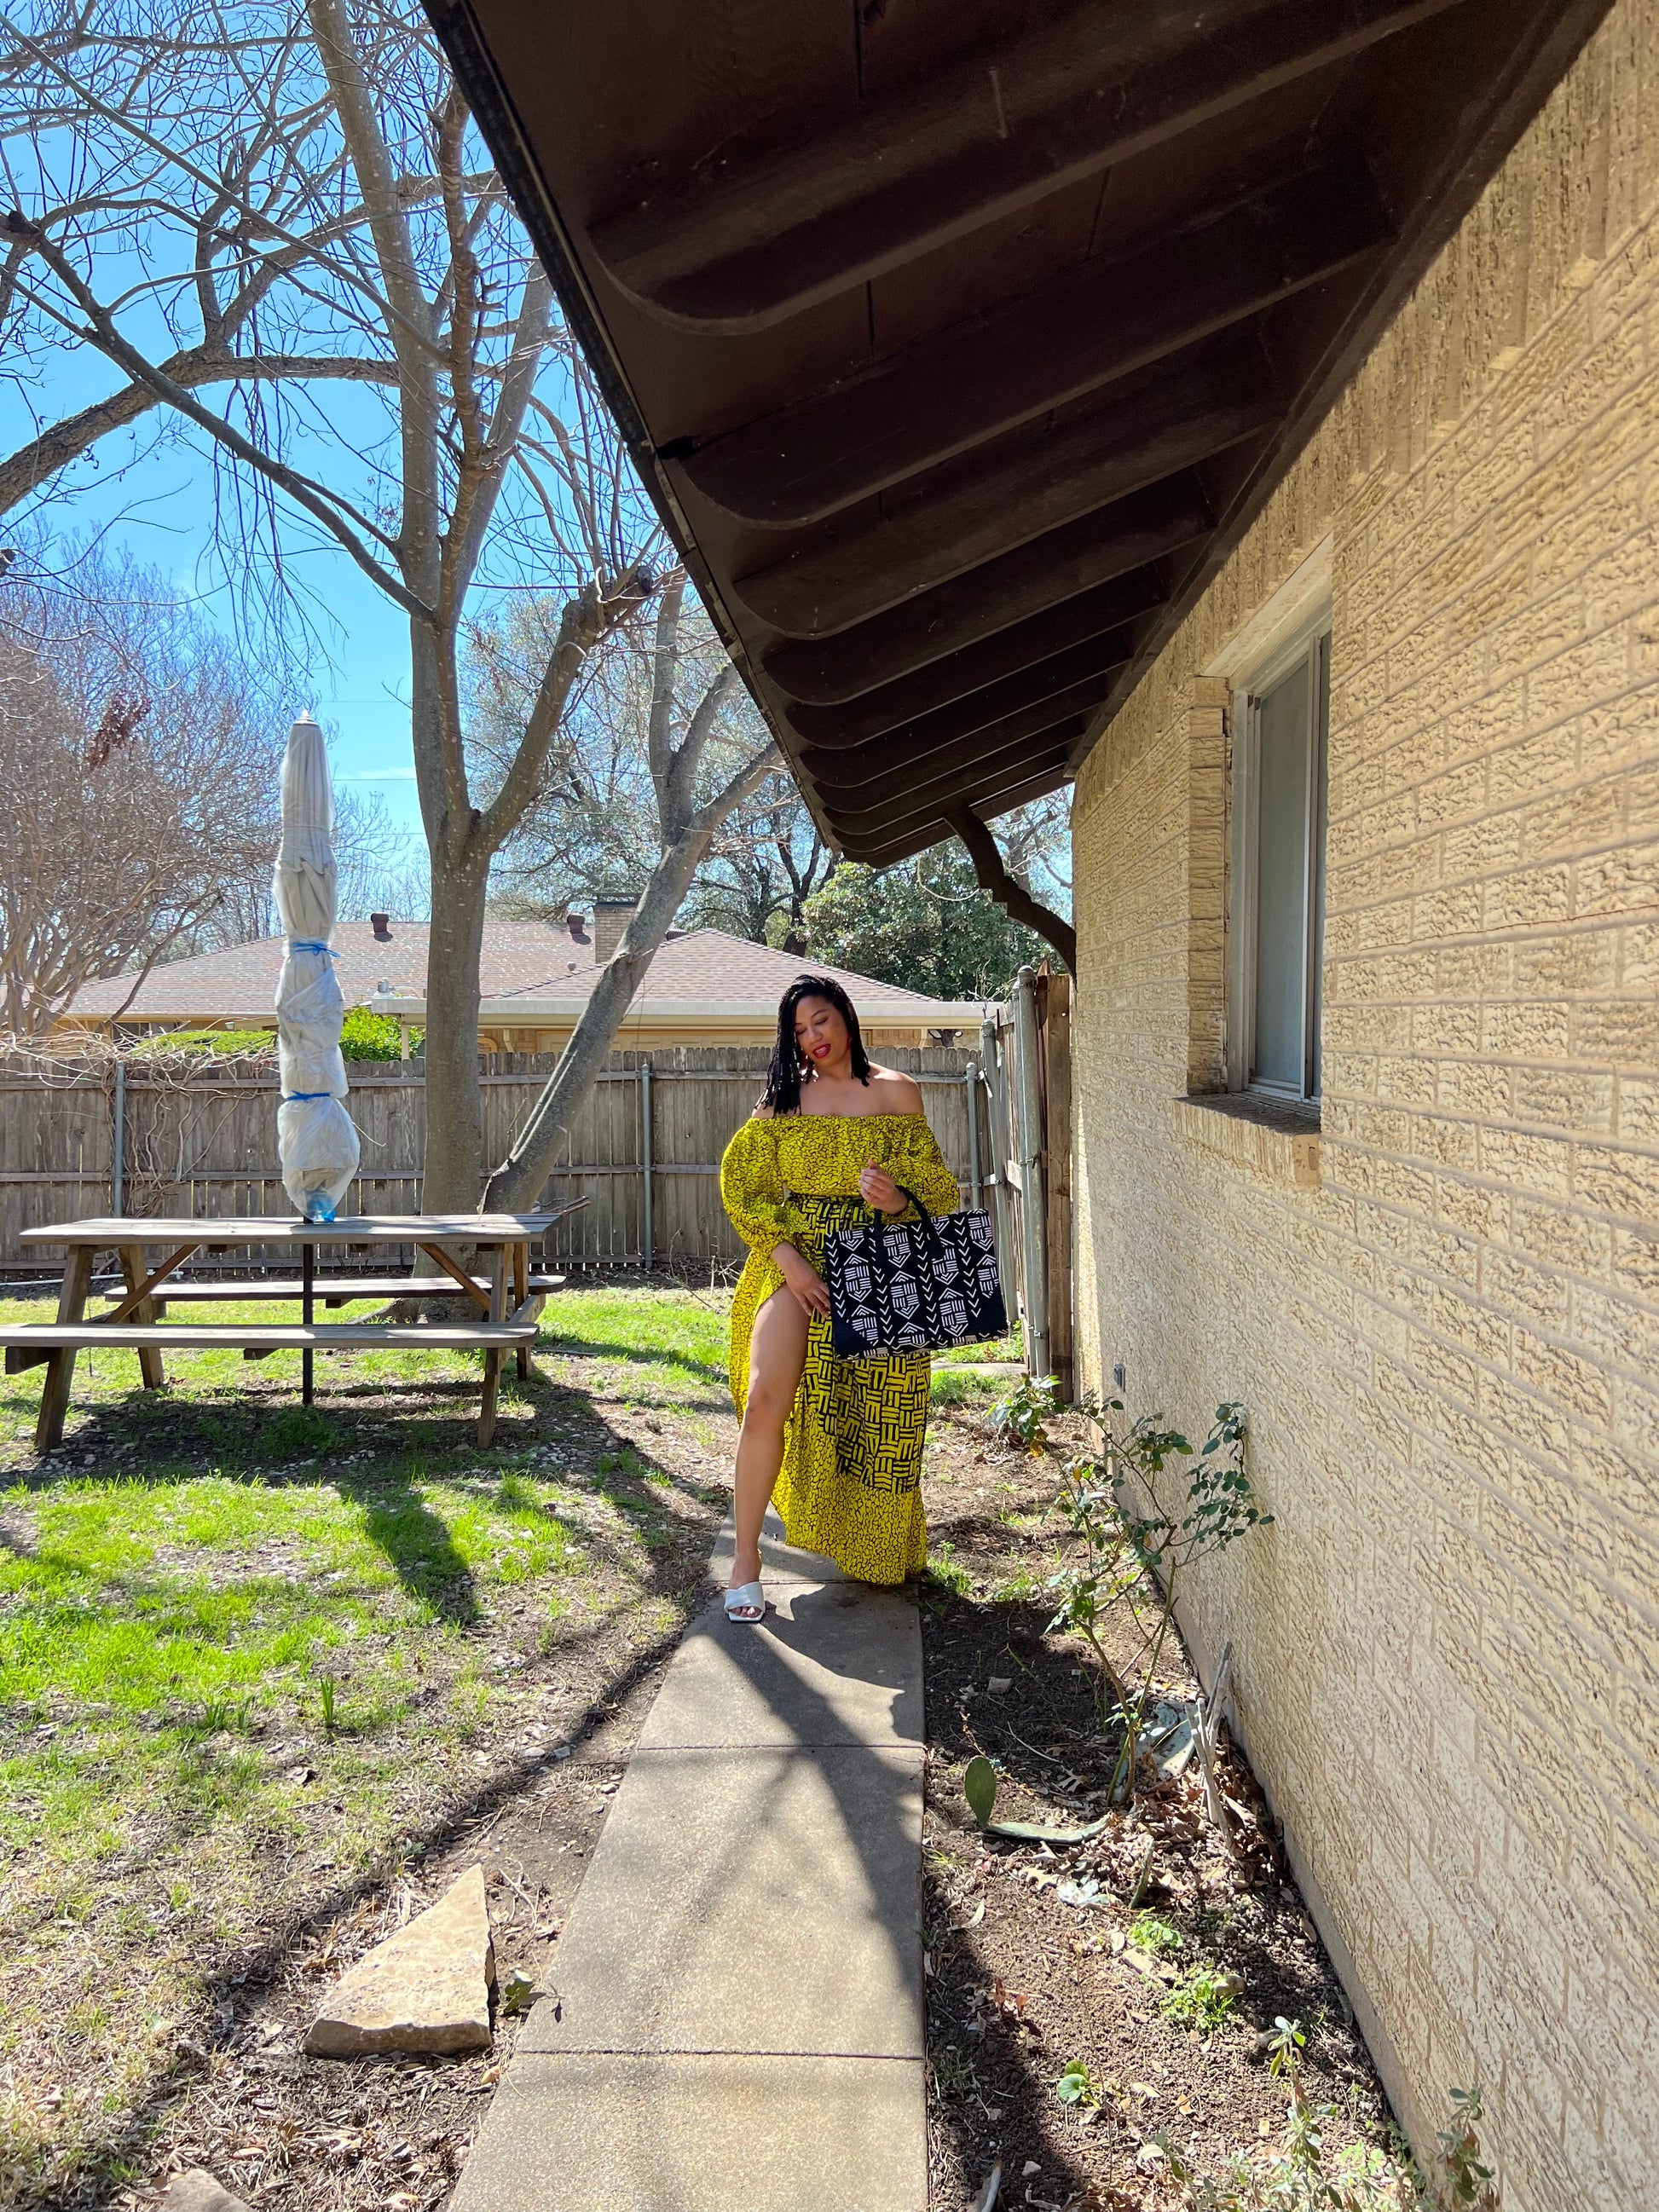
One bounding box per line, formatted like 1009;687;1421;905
273;714;360;1222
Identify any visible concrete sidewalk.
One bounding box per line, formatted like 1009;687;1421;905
451;1510;927;2210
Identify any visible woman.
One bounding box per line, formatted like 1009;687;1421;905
720;975;958;1620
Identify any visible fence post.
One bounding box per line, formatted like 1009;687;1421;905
1041;972;1073;1398
1011;967;1049;1382
639;1057;654;1269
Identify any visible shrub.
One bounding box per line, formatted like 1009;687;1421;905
341;1007;419;1059
132;1027;275;1058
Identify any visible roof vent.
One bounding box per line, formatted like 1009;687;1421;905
566;910;589;942
370;912;392;939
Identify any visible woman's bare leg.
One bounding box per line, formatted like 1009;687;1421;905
730;1285;809;1597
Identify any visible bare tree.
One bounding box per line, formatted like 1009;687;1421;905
0;546;287;1033
471;578;797;943
480;570;777;1210
685;779;830;952
0;0;774;1206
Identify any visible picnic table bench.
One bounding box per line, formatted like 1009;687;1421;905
2;1208;586;1451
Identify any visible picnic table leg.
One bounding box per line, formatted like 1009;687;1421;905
513;1240;532;1379
477;1243;508;1447
118;1245;165;1389
37;1245;95;1452
302;1240;315;1407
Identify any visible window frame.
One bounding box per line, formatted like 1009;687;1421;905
1226;615;1330;1106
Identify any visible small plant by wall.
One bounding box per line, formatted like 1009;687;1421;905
1038;1391;1269;1804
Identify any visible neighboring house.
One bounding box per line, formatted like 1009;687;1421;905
428;3;1655;2205
61;899;986;1051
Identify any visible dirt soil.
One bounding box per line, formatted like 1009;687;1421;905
916;1403;1400;2212
117;1632;668;2212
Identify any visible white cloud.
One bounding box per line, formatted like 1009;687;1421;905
336;767;418;782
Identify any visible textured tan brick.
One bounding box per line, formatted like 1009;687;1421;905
1071;17;1659;2200
1577;835;1659;915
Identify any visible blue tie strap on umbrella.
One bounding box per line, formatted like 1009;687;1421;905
272;714;361;1223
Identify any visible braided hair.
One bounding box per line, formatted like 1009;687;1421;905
761;974;871;1114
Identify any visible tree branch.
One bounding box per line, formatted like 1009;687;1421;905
9;219;434;620
0;345;398;516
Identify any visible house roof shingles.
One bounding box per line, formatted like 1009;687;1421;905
67;920;980;1023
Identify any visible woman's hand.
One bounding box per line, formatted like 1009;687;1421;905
858;1164;905;1216
772;1241;832;1318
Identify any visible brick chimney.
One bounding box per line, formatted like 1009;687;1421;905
592;894;639;963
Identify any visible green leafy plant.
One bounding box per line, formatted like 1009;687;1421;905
1170;2019;1488;2212
1160;1962;1240;2033
318;1676;338;1736
1129;1909;1182;1956
989;1373;1062;1452
1055;2056;1106;2110
961;1752;1109;1845
1046;1396;1269;1803
962;1754;999;1828
1431;2089;1497;2211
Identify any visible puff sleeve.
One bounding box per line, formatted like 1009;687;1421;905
888;1117;960;1218
720;1117;792;1254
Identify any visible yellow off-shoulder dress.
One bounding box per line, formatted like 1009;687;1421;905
720;1111;960;1585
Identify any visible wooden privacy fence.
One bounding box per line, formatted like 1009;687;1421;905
0;1044;992;1278
974;970;1073;1395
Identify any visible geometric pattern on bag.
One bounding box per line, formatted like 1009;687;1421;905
824;1185;1008;1360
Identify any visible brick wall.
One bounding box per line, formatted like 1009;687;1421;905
1070;6;1659;2206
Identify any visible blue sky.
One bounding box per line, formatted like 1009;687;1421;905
10;353;427;838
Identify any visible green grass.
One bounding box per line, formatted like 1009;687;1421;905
0;1282;733;2203
929;1366;1007;1406
932;1325;1022;1365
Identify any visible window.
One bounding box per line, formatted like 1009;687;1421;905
1228;625;1329;1104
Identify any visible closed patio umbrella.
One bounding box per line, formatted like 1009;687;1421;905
273;713;359;1221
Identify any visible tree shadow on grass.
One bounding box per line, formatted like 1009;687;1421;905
338;1469;481;1627
536;1327;727;1386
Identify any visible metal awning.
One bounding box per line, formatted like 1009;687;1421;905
427;0;1611;862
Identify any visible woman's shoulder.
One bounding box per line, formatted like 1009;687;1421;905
864;1066;924;1114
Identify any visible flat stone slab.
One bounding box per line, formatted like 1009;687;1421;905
637;1584;922;1751
521;1743;922;2058
159;2174;251;2212
448;2053;925;2212
304;1865;494;2057
708;1506;854;1585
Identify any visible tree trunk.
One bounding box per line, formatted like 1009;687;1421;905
420;840;490;1210
482;817;717;1213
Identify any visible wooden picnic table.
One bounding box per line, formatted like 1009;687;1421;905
3;1208;586;1452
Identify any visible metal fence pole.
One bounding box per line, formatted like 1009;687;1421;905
112;1055;125;1216
1011;967;1049;1381
639;1058;654;1268
980;1014;1017;1312
964;1058;981;1210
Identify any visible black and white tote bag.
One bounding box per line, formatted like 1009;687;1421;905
824;1187;1008;1359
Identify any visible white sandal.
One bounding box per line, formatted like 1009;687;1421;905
724;1580;766;1624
